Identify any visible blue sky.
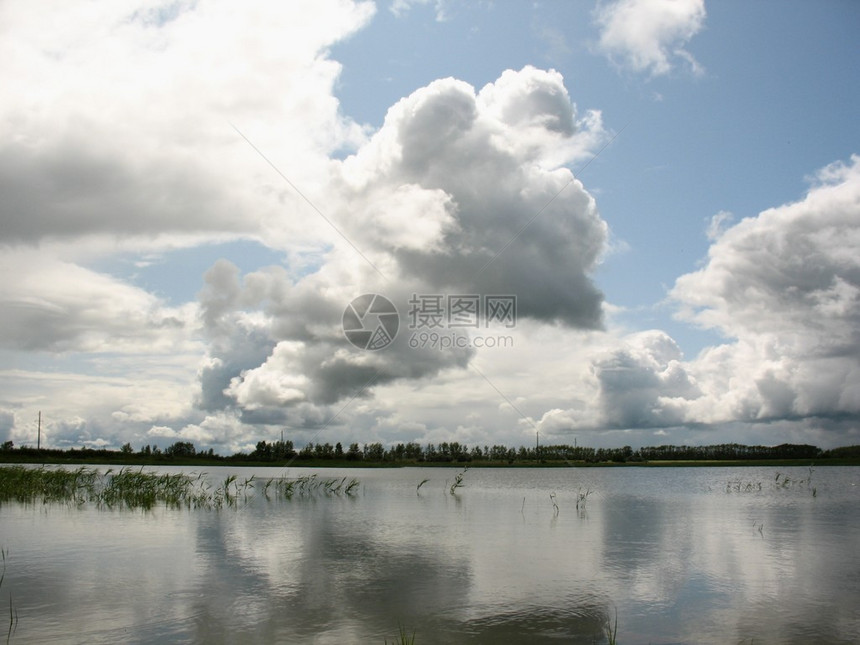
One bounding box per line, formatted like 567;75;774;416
1;0;858;453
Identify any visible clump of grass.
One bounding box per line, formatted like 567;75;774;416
449;466;468;495
575;487;591;511
725;479;763;493
100;468;201;510
211;474;256;508
0;466;360;511
604;606;618;645
0;466;99;507
722;465;818;497
774;469;816;490
261;478;274;499
323;477;341;494
344;478;360;495
269;474;359;500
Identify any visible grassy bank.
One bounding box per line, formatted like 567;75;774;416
1;454;857;468
5;441;857;467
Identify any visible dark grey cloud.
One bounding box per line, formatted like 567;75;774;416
194;260;474;421
0;252;191;353
0;134;259;245
593;331;700;428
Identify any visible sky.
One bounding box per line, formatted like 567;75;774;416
1;0;859;454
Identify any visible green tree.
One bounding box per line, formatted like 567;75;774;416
165;441;196;457
363;442;384;461
315;443;334;459
346;443;362;461
255;441;272;460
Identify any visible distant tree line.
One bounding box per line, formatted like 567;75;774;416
2;438;857;464
0;440;217;463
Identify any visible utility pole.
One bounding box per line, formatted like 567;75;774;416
37;410;41;450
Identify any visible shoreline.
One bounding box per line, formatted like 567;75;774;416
2;456;858;468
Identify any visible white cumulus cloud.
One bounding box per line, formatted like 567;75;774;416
195;65;610;429
594;0;706;77
536;155;860;446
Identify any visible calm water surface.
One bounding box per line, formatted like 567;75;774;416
1;465;858;644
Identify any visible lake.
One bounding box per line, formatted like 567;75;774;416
1;465;858;644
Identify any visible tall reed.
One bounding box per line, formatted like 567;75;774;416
1;548;18;644
385;624;415;644
576;487;592;511
449;466;467;495
604;607;618;645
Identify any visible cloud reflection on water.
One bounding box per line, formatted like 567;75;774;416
0;466;858;643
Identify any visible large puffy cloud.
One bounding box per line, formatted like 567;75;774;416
338;66;608;326
536;328;701;437
193;257;475;428
594;0;706;77
539;155;860;444
591;330;700;428
673;157;860;349
195;65;610;428
671;155;860;424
